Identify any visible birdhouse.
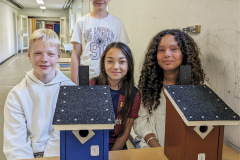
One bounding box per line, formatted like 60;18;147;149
53;66;115;160
163;85;240;160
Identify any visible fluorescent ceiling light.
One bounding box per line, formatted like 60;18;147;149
36;0;44;4
40;6;46;9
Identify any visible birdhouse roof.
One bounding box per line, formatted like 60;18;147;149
164;85;240;126
53;85;115;131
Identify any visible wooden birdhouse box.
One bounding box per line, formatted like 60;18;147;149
53;66;115;160
164;85;240;160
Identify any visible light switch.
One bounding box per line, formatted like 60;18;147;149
91;145;99;156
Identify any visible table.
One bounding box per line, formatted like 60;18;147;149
222;144;240;160
21;144;239;160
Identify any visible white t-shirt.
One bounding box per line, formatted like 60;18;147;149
71;13;130;78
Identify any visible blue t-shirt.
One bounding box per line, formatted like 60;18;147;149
110;88;120;117
109;88;119;134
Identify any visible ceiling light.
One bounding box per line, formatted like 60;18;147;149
36;0;44;4
40;6;46;9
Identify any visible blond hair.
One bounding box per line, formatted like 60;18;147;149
29;29;61;52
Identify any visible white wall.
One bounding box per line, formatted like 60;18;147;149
0;2;19;160
71;0;91;20
108;0;240;152
0;1;19;63
70;0;91;36
71;0;82;15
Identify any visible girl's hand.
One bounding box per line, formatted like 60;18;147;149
144;133;161;148
111;118;134;150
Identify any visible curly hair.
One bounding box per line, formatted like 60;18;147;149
138;29;205;113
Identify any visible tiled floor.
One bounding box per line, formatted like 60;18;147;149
0;52;134;160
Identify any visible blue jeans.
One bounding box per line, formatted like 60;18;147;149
132;139;141;148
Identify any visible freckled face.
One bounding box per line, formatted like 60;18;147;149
28;39;60;83
104;48;128;85
157;34;183;72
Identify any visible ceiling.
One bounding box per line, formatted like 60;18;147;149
11;0;71;10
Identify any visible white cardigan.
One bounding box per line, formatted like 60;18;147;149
133;91;166;148
3;69;75;160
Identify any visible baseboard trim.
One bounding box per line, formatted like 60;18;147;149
0;54;16;65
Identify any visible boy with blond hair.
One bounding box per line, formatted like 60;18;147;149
3;29;75;160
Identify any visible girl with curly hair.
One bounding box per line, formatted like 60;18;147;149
133;29;205;148
89;42;141;150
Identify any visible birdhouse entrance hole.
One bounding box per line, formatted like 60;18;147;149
79;130;89;137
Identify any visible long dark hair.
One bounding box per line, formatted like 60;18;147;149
138;29;205;113
95;42;135;136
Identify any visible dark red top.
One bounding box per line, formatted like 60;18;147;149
89;79;141;149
